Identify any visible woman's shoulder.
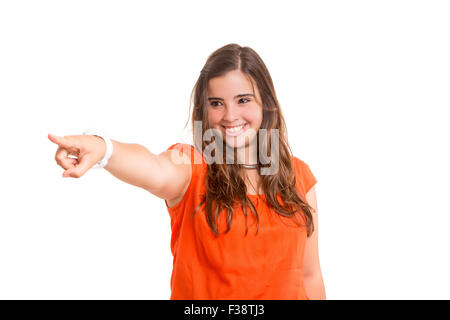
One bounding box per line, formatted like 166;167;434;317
165;143;206;167
163;143;207;210
290;155;317;195
291;154;311;169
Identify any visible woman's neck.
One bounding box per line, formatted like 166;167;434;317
235;144;258;166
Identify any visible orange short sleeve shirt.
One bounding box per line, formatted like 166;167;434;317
164;143;317;300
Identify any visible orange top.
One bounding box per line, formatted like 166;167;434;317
164;143;317;300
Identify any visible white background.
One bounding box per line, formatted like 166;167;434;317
0;0;449;299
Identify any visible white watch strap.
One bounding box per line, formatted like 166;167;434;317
82;129;114;169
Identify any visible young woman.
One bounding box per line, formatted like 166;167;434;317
48;43;326;300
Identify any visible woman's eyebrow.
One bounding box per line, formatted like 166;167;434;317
208;93;255;101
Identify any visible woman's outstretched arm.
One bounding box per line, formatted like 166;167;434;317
49;134;191;202
104;140;192;201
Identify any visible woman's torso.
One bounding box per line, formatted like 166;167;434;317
164;143;316;300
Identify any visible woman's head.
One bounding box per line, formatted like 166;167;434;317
191;43;286;153
207;69;263;149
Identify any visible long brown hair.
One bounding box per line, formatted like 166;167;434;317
186;43;315;237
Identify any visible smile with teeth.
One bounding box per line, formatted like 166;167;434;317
223;123;248;136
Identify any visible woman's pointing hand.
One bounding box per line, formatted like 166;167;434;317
48;133;106;178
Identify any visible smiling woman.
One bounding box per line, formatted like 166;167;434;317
163;43;325;299
49;43;325;300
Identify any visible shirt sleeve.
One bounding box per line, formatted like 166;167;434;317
166;143;203;166
164;143;204;211
293;156;317;196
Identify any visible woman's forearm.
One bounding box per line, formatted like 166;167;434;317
304;272;326;300
104;140;164;192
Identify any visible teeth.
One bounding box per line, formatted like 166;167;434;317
226;125;245;133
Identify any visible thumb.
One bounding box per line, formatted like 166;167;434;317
63;154;96;178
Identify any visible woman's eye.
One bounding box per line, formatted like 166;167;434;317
210;98;250;107
210;101;222;107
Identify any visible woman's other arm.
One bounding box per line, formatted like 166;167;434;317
303;186;326;300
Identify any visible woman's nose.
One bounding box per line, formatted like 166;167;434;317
223;104;239;121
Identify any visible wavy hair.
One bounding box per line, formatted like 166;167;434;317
185;43;315;237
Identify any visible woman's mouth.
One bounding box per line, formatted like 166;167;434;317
222;123;249;137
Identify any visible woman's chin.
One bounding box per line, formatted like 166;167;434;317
224;136;256;149
225;141;246;149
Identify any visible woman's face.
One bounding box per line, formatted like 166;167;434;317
207;69;263;149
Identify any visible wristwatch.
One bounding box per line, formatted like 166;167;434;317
82;129;114;169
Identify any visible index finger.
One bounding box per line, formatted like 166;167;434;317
48;133;77;150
